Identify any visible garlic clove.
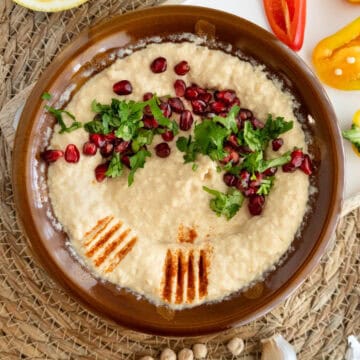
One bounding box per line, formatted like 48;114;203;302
261;334;296;360
178;348;194;360
345;335;360;360
193;343;208;359
160;348;177;360
227;337;244;356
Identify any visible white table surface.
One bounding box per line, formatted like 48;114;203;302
165;0;360;199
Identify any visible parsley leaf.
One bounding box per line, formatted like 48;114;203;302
257;176;274;195
213;105;240;133
241;151;264;174
243;121;262;151
84;120;104;134
240;150;291;174
131;129;154;152
176;136;198;163
45;106;82;134
343;124;360;152
261;114;293;143
105;153;124;178
128;149;151;186
194;120;230;161
259;151;291;172
203;186;244;220
41;92;52;100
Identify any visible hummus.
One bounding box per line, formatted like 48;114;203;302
47;42;310;308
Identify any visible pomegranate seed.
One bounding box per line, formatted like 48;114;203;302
65;144;80;163
104;133;116;143
263;167;278;177
150;57;167;73
251;118;264;129
41;149;64;163
227;134;239;148
282;163;296;173
179;110;194;131
83;141;97;156
174;60;190;75
248;195;265;216
236;170;250;191
155;142;171;158
184;87;199;100
300;154;313;175
168;97;185;113
143;104;152;116
219;112;229;118
100;143;114;157
215;90;236;104
193;85;206;94
238;145;252;155
223;173;237;187
239;109;253;121
174;79;186;97
161;130;174;142
229;97;241;107
191;99;207;115
143;92;153;101
290;149;304;167
249;172;263;188
90;133;105;148
113;80;132;95
210;101;227;114
198;92;212;103
95;163;109;182
159;102;172;118
222;147;240;164
121;155;130;168
143;116;159;129
114;140;130;153
243;187;256;197
272;138;284;151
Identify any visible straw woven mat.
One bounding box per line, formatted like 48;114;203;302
0;1;359;359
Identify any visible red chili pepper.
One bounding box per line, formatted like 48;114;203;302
263;0;306;51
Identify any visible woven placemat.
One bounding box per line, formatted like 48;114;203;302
0;1;359;359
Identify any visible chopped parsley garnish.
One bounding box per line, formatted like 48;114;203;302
203;186;244;220
106;153;123;178
41;92;52;100
128;149;151;186
45;105;82;134
174;109;295;219
343;124;360;152
257;176;274;195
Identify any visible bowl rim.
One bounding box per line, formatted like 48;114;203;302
12;5;344;336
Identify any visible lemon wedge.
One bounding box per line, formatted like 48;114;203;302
13;0;89;12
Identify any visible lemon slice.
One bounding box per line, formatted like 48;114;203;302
13;0;89;12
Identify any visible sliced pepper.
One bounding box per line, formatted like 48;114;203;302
263;0;306;51
342;110;360;156
312;17;360;90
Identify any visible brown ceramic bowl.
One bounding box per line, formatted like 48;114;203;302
12;6;344;336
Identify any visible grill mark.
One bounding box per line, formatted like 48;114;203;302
84;216;114;246
162;250;175;302
85;222;122;258
175;251;187;304
93;228;131;267
198;250;209;298
187;251;195;303
105;237;137;273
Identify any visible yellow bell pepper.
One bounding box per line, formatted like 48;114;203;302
342;110;360;156
348;0;360;3
312;17;360;90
